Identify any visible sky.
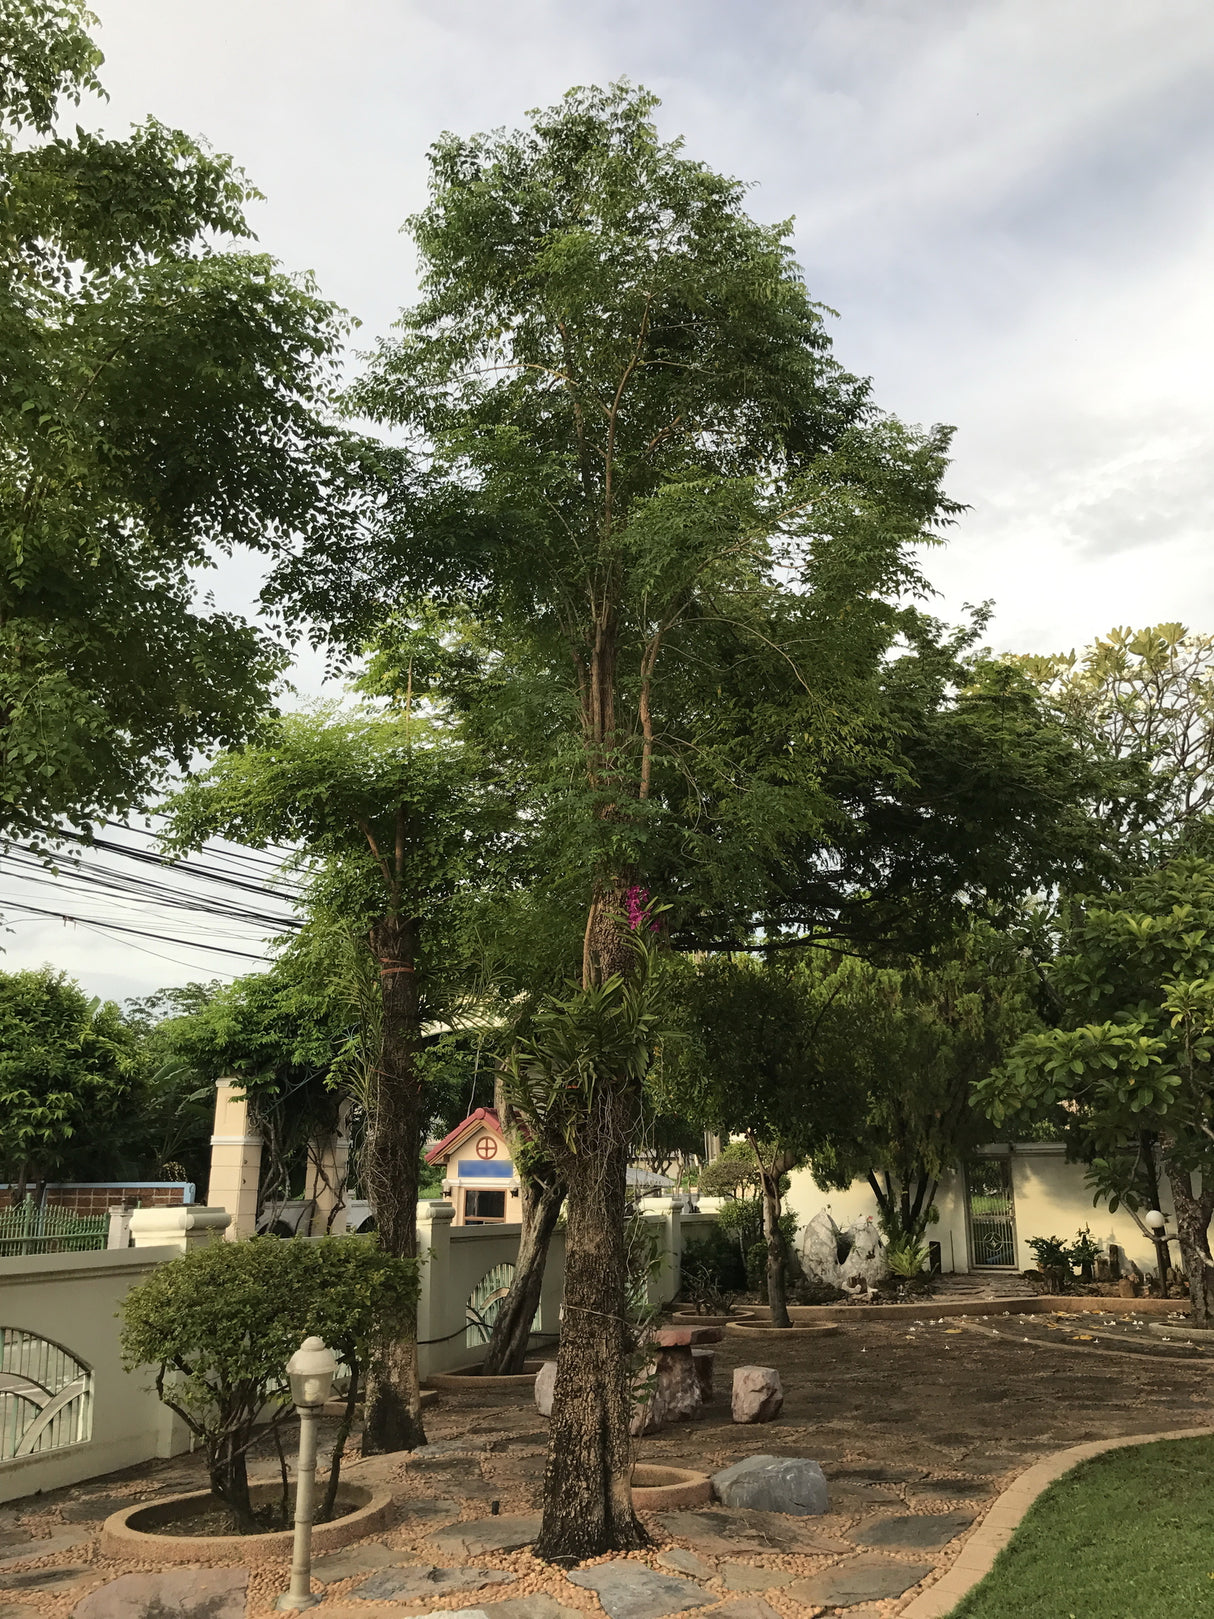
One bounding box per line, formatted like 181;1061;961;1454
6;0;1214;1001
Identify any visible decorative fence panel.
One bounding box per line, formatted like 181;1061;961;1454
0;1201;108;1258
0;1329;92;1459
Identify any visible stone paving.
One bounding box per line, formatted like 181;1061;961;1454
1;1307;1211;1618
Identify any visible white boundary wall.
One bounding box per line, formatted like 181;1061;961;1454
1;1198;716;1499
787;1142;1178;1277
0;1247;184;1504
416;1195;707;1377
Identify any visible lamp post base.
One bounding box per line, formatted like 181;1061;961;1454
275;1593;321;1611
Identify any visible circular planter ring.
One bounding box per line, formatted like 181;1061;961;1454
726;1320;841;1340
100;1483;393;1567
669;1310;756;1328
631;1464;712;1509
426;1358;544;1393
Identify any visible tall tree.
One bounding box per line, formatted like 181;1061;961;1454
163;708;495;1451
275;84;965;1560
977;858;1214;1324
0;0;361;842
1012;623;1214;852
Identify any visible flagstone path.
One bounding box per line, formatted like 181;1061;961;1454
1;1305;1210;1617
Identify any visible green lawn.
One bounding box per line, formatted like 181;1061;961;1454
948;1436;1214;1619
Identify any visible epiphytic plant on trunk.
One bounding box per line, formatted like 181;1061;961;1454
502;929;669;1557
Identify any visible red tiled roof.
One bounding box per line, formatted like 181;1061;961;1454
424;1107;505;1166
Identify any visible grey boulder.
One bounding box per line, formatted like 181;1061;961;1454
712;1454;829;1516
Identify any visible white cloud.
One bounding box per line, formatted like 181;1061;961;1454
11;0;1213;993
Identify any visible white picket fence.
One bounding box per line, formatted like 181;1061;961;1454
0;1196;715;1503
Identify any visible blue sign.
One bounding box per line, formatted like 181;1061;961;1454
457;1161;513;1179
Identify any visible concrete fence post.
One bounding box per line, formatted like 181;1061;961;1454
105;1205;132;1250
206;1079;262;1239
415;1199;455;1380
129;1206;231;1253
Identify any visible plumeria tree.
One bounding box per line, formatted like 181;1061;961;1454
978;858;1214;1324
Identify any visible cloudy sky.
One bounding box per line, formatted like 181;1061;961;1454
7;0;1214;1000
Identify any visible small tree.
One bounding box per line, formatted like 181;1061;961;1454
120;1236;418;1530
662;957;853;1327
810;931;1041;1243
164;708;496;1452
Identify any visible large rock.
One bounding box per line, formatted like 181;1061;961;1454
632;1347;703;1435
534;1359;557;1416
731;1364;784;1424
565;1561;714;1618
840;1217;887;1288
799;1207;845;1287
712;1455;829;1516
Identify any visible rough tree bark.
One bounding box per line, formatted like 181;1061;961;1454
361;910;427;1454
481;1171;566;1376
759;1164;791;1329
1165;1163;1214;1325
534;885;648;1563
534;1086;645;1563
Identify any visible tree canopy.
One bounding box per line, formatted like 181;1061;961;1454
978;857;1214;1322
808;928;1041;1241
0;0;362;842
0;964;137;1192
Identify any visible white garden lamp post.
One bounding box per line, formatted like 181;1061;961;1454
276;1335;337;1612
1144;1209;1173;1294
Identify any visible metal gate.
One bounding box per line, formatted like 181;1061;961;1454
0;1201;107;1258
967;1158;1017;1268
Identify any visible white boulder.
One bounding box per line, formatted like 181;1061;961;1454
799;1207;845;1288
840;1217;887;1288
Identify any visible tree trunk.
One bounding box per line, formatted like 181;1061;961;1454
210;1431;256;1531
534;1089;647;1565
1167;1166;1214;1325
1138;1132;1174;1294
361;913;427;1455
761;1168;791;1328
482;1174;566;1376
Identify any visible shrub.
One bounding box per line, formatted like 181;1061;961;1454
885;1236;930;1279
745;1213;799;1298
121;1235;419;1531
682;1223;747;1297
